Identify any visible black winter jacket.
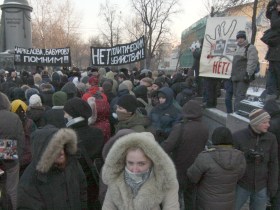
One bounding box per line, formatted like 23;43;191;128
233;126;278;196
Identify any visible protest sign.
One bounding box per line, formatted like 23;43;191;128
91;36;145;66
200;16;248;79
0;139;18;160
14;47;71;66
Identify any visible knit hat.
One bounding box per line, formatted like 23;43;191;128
211;127;233;145
117;95;138;113
64;97;92;119
29;94;42;106
52;91;67;106
102;81;113;93
236;30;246;39
249;109;270;127
61;82;77;99
118;83;128;91
122;80;133;91
134;85;147;98
11;99;28;113
25;88;39;102
81;76;89;84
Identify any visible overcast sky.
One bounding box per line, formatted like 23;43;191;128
0;0;208;42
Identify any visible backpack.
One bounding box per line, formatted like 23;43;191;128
244;44;260;80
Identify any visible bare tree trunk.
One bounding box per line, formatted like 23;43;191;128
251;0;259;44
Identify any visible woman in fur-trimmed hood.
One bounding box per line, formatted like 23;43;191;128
17;125;87;210
102;132;179;210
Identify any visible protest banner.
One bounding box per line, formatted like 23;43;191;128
91;36;145;66
14;46;71;66
200;16;248;79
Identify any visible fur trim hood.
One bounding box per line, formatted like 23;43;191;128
35;127;78;173
102;132;177;191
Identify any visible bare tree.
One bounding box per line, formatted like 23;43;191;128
29;0;88;68
99;0;123;47
131;0;180;69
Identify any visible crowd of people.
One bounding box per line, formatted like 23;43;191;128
0;62;279;210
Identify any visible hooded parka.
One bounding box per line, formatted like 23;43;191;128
102;132;179;210
17;125;87;210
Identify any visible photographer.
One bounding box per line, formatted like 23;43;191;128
233;109;278;210
265;0;280;100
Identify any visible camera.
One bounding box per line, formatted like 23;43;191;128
247;149;264;164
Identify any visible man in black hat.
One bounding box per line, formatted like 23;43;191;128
231;30;259;111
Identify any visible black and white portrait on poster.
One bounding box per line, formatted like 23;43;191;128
14;47;72;66
91;36;146;66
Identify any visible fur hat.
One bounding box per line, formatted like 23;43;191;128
64;97;92;119
236;30;246;39
25;88;39;102
11;99;28;113
52;91;67;106
29;94;42;106
211;127;233;145
249;109;270;127
117;94;138;113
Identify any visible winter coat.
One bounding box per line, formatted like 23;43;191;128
175;87;194;107
26;106;48;128
17;125;87;210
93;98;111;143
265;5;280;61
161;100;209;187
44;107;66;128
231;40;259;82
149;87;182;139
233;126;278;196
68;118;104;208
0;109;25;169
115;112;150;133
99;129;135;204
187;146;246;210
102;132;179;210
264;100;280;183
21;117;37;167
68;119;104;161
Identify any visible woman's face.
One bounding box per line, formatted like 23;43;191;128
126;149;152;173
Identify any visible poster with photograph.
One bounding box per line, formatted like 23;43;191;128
0;139;18;160
200;16;249;78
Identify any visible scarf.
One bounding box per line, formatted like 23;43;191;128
116;109;132;121
124;167;151;198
